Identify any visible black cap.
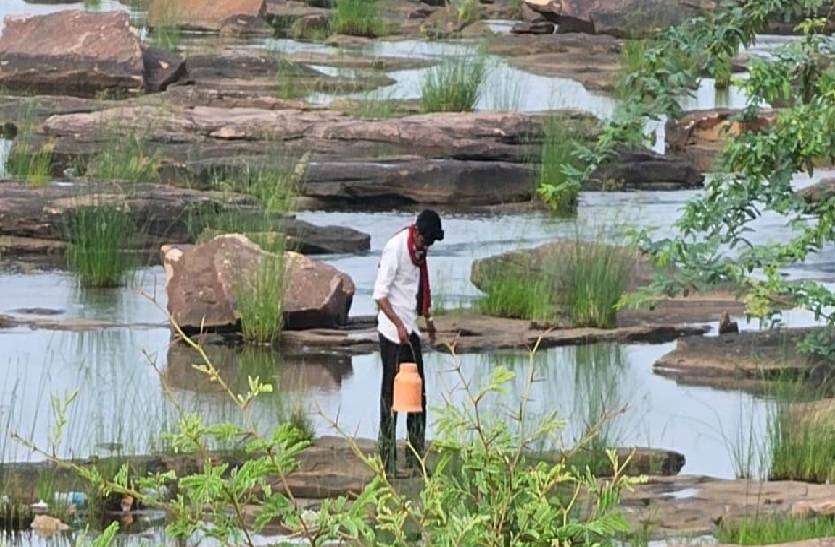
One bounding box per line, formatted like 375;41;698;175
416;209;444;243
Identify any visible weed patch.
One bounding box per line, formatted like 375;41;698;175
420;55;487;112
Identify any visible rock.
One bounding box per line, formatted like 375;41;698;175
654;328;827;392
538;447;685;476
30;515;69;534
591;148;704;190
486;32;623;92
510;20;555;34
142;45;187;93
219;14;275;36
799;178;835;205
0;11;145;97
162;234;355;332
718;311;739;334
666;108;774;173
625;475;835;539
149;0;267;31
0;181;370;259
289;13;330;38
524;0;716;38
792;498;835;518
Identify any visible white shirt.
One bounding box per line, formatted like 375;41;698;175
373;229;420;344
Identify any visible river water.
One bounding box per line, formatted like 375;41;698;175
0;3;829;545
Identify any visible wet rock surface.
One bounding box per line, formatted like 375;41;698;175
162;234;356;331
654;328;829;392
0;181;369;262
625;475;835;539
0;11;184;97
524;0;716;38
486;32;622;92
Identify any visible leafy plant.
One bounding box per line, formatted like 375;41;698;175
717;514;835;545
537;115;583;214
331;0;385;37
65;203;137;288
420;55;487;112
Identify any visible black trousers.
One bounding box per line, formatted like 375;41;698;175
378;332;426;474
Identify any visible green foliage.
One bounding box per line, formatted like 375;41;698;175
209;156;302;214
537;115;583;214
275;58;309;100
420;55;487;112
86;129;160;183
65;204;137;288
27;337;639;545
331;0;385;37
476;272;555;322
717;515;835;545
797;327;835;360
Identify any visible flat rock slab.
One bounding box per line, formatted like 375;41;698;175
0;11;184;97
486;32;622;92
654;328;827;392
281;312;708;353
149;0;267;30
626;475;835;539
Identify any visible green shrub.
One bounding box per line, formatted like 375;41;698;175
537;115;582;215
717;515;835;545
450;0;480;25
420;55;487;112
65;204;136;288
331;0;385;37
6;140;52;186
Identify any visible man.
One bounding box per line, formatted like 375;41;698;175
373;209;444;477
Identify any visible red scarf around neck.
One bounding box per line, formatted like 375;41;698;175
406;224;431;317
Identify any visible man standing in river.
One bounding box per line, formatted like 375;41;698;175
373;209;444;477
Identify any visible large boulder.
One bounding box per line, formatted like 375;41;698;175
591;149;704;190
524;0;715;38
162;234;355;332
0;11;184;97
149;0;267;31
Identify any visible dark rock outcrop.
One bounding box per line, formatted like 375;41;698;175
162;234;355;331
592;149;704;190
524;0;716;38
511;21;555;34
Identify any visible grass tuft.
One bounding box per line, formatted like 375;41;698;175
5;103;53;186
537;115;582;215
236;253;287;345
716;515;835;545
331;0;385;37
86;129;160;183
476;274;555;322
149;0;182;52
768;393;835;483
65;203;136;288
420;55;487;112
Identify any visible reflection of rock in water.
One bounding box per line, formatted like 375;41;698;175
164;339;353;395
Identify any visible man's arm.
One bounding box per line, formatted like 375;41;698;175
377;296;409;343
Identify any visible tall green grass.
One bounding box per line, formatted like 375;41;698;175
768;391;835;483
275;58;310;100
331;0;385;37
716;515;835;545
537;116;582;215
421;55;488;112
555;238;635;328
236;253;287;345
5;103;52;186
65;204;136;288
476;273;555;322
86;129;160;183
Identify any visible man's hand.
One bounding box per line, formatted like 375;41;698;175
396;322;409;344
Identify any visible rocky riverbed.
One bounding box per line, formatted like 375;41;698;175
1;0;833;544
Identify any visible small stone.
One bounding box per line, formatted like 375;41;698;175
718;311;739;335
